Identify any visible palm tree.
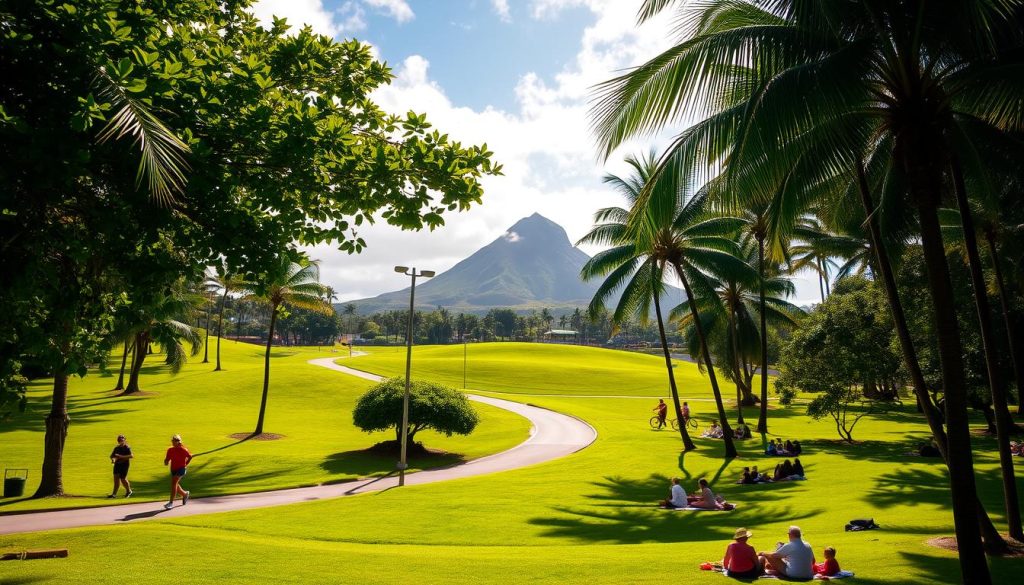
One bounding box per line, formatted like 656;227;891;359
250;256;331;435
580;152;747;457
590;1;1023;573
674;241;803;417
123;285;204;394
207;262;249;372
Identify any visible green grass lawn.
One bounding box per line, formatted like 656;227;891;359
0;340;529;512
2;342;1022;583
349;342;767;400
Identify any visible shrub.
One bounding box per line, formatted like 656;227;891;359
352;378;479;446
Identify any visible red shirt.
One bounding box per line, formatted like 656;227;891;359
723;541;758;573
165;445;192;470
814;558;840;576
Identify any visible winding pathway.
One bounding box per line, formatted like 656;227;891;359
0;357;595;536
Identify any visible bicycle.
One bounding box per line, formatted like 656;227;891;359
649;416;694;431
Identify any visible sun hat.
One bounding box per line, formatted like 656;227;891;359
171;434;182;442
117;434;125;441
733;528;753;540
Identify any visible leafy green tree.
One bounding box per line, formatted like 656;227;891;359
249;257;330;435
352;377;479;448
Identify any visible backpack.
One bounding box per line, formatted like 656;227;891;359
845;518;880;531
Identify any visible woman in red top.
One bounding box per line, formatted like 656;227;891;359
163;434;192;509
723;528;761;578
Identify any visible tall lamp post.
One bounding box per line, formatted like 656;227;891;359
394;266;434;486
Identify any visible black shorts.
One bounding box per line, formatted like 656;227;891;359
113;465;130;478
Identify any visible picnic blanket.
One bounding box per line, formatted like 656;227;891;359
669;505;739;511
754;571;854;581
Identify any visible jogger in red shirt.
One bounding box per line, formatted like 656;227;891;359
163;434;192;509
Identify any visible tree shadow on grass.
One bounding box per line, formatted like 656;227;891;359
318;449;467;479
527;474;823;544
120;459;287;498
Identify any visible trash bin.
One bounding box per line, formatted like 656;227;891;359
4;469;28;498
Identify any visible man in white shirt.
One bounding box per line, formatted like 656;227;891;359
660;477;688;509
759;525;815;579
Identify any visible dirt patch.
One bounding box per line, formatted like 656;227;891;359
926;536;1024;557
227;432;285;441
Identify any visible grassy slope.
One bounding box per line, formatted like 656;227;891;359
0;340;529;512
3;343;1022;583
350;342;766;400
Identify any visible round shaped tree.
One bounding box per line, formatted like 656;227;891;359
352;378;479;452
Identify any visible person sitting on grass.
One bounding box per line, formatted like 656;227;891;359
688;478;732;510
751;466;771;483
759;525;815;580
766;441;778;456
785;439;795;454
659;477;688;509
722;528;761;579
793;458;805;478
702;421;724;439
738;467;755;485
792;440;803;455
813;546;841;577
775;438;788;455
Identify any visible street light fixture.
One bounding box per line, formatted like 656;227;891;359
394;266;434;486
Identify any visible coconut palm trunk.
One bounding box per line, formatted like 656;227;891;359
756;235;770;433
673;264;736;458
113;340;131;391
912;178;990;579
950;156;1023;540
984;229;1024;417
202;298;211;363
729;307;745;424
652;275;696;451
856;160;1007;554
215;287;229;371
34;368;70;497
124;331;150;394
254;304;279;435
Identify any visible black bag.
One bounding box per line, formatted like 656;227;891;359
845;518;880;531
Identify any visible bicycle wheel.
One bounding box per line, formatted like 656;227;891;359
670;418;679;431
649;416;662;429
687;417;699;430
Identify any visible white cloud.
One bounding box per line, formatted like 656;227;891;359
529;0;587;20
492;0;512;22
364;0;415;23
250;0;342;36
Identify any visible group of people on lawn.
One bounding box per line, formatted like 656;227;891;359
701;420;753;440
107;433;194;509
722;525;841;579
738;458;805;483
767;437;802;456
660;477;735;510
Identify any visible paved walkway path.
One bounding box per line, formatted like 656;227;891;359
1;357;596;535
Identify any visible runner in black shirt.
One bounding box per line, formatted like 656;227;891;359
109;434;133;498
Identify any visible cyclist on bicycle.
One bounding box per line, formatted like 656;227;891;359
681;401;691;426
653;399;668;429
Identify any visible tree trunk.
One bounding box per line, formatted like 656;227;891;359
984;229;1024;418
123;331;150;394
756;235;770;433
215;288;228;371
113;340;130;391
673;264;736;458
652;277;695;451
202;298;211;363
254;305;279;435
912;174;990;580
34;370;70;498
856;160;1005;556
817;258;826;303
729;307;745;424
950;155;1023;540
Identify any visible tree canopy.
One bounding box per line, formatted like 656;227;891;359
352;378;479;445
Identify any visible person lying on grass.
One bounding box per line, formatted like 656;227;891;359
722;528;762;579
738;467;756;485
687;478;734;510
659;477;688;509
759;525;815;580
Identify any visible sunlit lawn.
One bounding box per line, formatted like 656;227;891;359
2;342;1021;583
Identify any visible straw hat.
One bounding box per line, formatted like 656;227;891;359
733;528;753;540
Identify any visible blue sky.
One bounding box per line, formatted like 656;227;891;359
250;1;821;306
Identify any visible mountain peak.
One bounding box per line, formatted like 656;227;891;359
504;213;570;246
